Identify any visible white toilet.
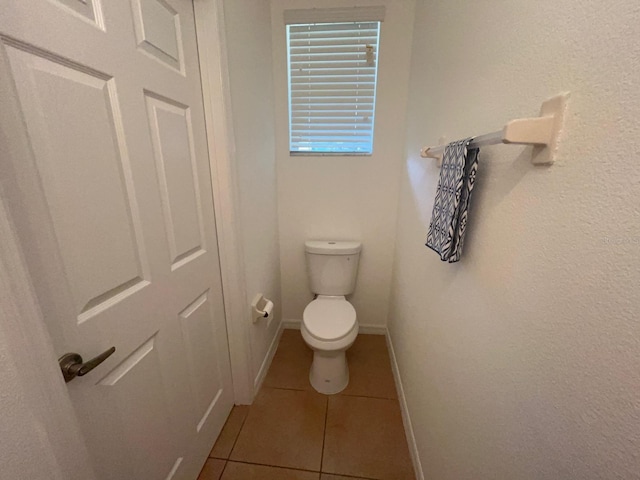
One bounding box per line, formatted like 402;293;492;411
301;240;361;395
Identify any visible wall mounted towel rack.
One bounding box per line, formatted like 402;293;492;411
420;92;569;166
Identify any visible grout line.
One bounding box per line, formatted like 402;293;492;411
226;406;251;460
337;392;399;401
263;385;308;393
320;395;329;472
218;459;228;479
209;412;233;460
225;459;383;480
225;459;321;474
263;385;399;402
320;472;382;480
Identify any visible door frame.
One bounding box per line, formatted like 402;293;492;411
192;0;254;406
0;0;253;478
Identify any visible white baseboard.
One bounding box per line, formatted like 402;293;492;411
282;319;385;335
386;329;424;480
253;320;284;394
282;319;301;330
358;324;386;335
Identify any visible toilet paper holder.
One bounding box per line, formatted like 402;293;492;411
251;294;274;323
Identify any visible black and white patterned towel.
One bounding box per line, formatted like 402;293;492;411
425;138;479;263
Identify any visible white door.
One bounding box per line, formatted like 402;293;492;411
0;1;233;479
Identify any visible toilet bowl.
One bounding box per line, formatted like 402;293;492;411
302;295;358;394
302;240;362;395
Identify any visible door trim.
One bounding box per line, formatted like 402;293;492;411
193;0;254;405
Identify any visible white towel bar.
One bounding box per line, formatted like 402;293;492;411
420;92;569;166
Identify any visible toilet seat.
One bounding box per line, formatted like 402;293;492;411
303;296;357;342
301;295;359;394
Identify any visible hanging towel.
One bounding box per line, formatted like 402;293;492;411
425;138;479;263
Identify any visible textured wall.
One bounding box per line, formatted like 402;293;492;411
389;0;640;478
223;0;282;382
272;0;415;328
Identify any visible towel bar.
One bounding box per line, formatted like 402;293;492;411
420;92;569;166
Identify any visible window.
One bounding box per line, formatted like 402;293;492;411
287;21;381;155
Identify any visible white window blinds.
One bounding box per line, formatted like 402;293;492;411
287;21;381;154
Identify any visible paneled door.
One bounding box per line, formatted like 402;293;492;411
0;1;233;479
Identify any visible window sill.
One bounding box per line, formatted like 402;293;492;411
289;152;373;157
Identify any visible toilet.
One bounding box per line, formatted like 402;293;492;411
301;240;361;395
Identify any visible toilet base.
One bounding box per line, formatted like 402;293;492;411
309;350;349;395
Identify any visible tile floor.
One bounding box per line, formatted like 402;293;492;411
198;330;414;480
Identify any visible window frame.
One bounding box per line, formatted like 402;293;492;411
286;20;382;157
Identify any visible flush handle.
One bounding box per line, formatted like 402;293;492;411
58;347;116;383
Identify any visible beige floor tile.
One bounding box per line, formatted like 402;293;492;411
341;335;397;400
263;329;313;391
222;462;319;480
323;396;414;480
210;406;250;459
198;459;226;480
230;388;326;471
321;475;371;480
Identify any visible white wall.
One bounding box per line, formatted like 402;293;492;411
389;0;640;479
222;0;281;386
272;0;415;328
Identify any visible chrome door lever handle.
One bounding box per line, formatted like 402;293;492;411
59;347;116;383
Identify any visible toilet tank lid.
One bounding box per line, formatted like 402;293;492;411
305;240;362;255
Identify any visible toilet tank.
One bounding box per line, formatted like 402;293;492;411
305;240;362;296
